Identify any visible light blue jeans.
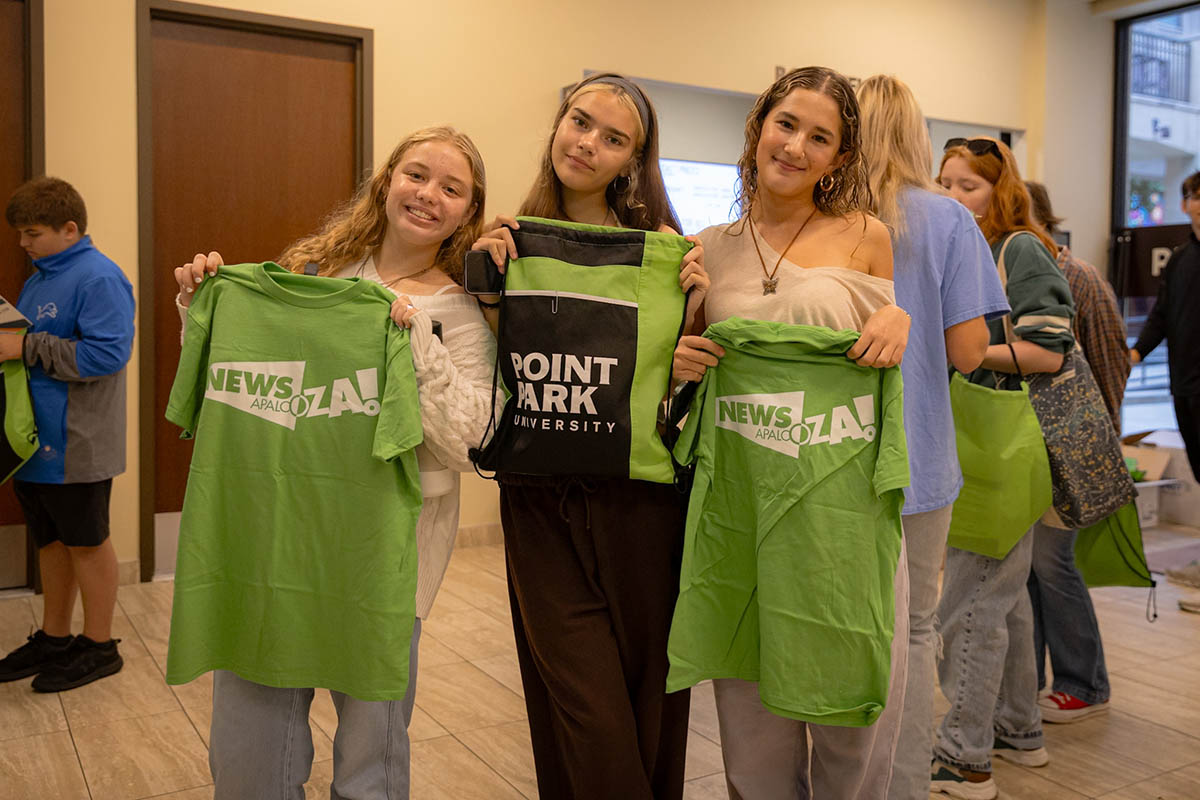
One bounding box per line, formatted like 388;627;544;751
1028;523;1110;704
209;618;421;800
934;533;1043;773
889;505;953;800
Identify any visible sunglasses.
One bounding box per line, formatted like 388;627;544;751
943;137;1002;161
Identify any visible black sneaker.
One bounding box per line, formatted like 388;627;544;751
31;635;123;692
0;629;75;681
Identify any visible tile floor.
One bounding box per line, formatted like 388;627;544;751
3;527;1200;799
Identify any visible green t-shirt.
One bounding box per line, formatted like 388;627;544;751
666;317;908;727
164;263;423;701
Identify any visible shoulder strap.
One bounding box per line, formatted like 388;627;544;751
996;233;1021;345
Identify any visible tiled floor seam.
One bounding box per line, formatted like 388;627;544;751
65;705;188;734
60;691;97;800
450;729;536;800
131;779;213;800
1009;754;1169;797
1100;699;1200;740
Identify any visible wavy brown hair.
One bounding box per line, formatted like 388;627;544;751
518;73;681;233
736;66;872;220
278;126;486;282
938;138;1056;253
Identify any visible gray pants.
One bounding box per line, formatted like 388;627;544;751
934;533;1043;773
209;618;421;800
713;541;909;800
889;505;953;800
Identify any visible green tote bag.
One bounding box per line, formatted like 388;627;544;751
0;359;38;484
947;372;1053;560
1074;502;1154;588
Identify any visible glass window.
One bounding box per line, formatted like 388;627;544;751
1123;10;1200;229
1114;5;1200;434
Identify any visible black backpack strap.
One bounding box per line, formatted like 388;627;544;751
468;254;509;482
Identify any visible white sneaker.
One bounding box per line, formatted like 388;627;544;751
1179;597;1200;614
991;738;1050;767
1038;691;1110;723
1166;560;1200;588
931;759;998;800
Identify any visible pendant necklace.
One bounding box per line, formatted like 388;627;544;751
749;206;818;295
361;257;435;290
569;207;617;227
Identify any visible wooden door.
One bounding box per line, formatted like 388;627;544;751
0;0;36;589
143;6;368;577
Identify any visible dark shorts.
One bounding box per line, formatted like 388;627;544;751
14;479;112;548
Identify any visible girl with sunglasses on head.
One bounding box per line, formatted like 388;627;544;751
471;72;707;800
171;126;496;800
931;137;1075;800
671;66;912;800
854;76;1010;800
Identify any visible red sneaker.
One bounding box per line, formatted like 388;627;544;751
1038;691;1109;723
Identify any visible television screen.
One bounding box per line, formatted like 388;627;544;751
660;158;740;235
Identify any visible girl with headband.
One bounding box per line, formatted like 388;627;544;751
473;72;707;800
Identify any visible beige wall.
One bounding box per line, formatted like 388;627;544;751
43;1;140;565
1041;0;1117;266
39;0;1118;570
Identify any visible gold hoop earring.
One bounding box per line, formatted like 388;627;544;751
818;173;835;193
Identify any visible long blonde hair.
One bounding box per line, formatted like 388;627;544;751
278;126;486;282
856;74;935;237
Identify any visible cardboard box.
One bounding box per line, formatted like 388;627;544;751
1134;479;1176;527
1161;450;1200;528
1122;443;1172;481
1122;435;1198;527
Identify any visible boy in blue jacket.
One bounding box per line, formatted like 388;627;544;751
0;177;135;691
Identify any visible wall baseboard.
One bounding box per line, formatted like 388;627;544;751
456;522;503;548
118;559;141;586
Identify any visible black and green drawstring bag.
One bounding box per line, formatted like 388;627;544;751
471;217;691;484
0;359;38;482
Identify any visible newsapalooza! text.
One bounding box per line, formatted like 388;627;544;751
715;391;878;458
510;351;619;433
204;361;381;431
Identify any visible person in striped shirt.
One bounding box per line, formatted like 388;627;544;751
1019;180;1126;725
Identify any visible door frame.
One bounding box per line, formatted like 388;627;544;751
135;0;373;581
21;0;44;178
11;0;45;589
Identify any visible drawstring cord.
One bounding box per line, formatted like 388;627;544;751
556;477;598;530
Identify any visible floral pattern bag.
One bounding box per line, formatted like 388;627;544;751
994;235;1136;530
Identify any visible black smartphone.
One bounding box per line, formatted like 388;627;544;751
463;250;505;296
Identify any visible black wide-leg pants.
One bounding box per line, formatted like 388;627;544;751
500;476;690;800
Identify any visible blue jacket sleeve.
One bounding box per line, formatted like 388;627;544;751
23;274;136;381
